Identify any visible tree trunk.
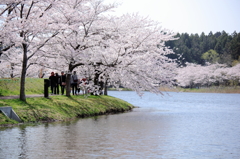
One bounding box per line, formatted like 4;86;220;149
104;78;108;95
19;43;28;102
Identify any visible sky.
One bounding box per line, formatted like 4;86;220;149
105;0;240;35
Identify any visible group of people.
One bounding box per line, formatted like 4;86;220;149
49;71;88;95
49;71;66;95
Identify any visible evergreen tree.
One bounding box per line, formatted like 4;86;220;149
229;32;240;61
165;30;240;66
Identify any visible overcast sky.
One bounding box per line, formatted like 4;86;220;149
106;0;240;35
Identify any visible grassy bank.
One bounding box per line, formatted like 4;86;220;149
0;78;44;96
0;95;133;126
0;78;133;126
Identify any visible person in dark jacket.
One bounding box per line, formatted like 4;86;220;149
55;73;60;94
49;72;56;94
60;71;66;95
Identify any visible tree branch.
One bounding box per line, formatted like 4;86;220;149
28;31;59;60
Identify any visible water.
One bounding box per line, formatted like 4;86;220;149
0;91;240;159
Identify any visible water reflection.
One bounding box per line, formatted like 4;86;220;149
0;113;174;158
0;91;240;158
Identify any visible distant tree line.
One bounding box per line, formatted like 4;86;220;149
165;31;240;66
175;63;240;88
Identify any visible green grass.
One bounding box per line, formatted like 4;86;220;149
0;95;133;126
0;78;133;126
0;78;45;96
0;113;19;125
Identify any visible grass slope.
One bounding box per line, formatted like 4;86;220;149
0;95;133;126
0;78;44;96
0;78;133;126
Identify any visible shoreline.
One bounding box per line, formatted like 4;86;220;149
0;95;134;127
0;109;134;128
168;87;240;94
109;86;240;94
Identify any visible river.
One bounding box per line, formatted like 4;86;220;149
0;91;240;159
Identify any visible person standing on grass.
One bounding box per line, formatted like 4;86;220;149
55;73;60;94
49;72;56;95
71;71;78;95
81;78;88;95
60;71;66;95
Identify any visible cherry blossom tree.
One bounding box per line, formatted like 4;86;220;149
38;0;117;96
0;0;59;101
42;11;179;96
1;0;179;98
0;61;20;78
227;64;240;86
175;63;240;88
84;14;178;95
